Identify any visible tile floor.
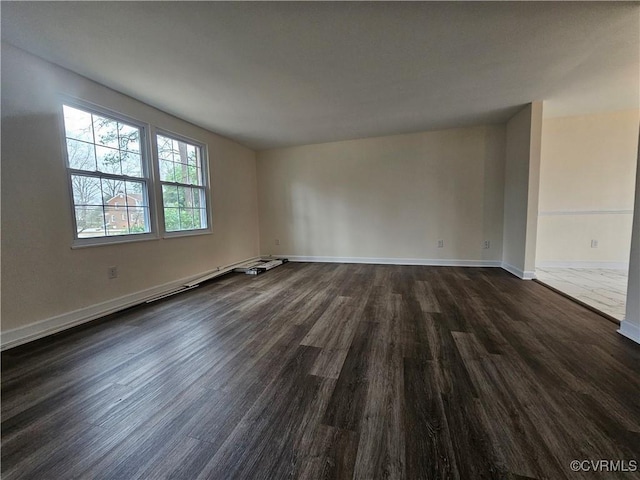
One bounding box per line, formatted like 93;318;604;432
535;268;628;321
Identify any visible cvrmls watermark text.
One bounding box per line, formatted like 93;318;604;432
570;460;637;473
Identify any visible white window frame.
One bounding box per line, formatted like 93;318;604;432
59;97;213;246
59;97;158;248
153;129;212;238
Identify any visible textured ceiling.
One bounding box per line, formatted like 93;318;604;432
2;2;638;150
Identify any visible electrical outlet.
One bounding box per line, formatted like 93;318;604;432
591;239;598;248
108;266;118;279
275;239;280;246
437;240;444;248
483;240;491;249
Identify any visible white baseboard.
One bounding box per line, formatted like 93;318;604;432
0;256;260;351
538;209;633;216
283;255;502;267
618;321;640;345
284;256;536;281
536;261;628;270
501;262;536;280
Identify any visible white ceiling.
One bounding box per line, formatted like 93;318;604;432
2;2;638;150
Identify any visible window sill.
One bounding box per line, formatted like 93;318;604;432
162;228;212;240
71;233;159;249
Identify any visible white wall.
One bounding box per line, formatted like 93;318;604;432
536;110;639;268
619;130;640;344
502;102;543;278
1;44;260;345
256;125;506;264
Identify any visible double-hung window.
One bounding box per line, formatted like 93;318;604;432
62;103;153;245
157;133;209;234
61;100;211;246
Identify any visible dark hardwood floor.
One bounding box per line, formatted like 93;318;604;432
2;263;640;479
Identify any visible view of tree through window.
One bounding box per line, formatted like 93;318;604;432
62;102;211;244
157;134;208;232
63;105;150;239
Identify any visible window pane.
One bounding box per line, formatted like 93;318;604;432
186;145;197;166
71;175;102;205
184;187;196;207
93;115;119;148
177;186;189;207
121;151;142;177
129;207;151;233
104;206;126;236
63;106;93;142
66;139;96;171
111;192;126;209
159;159;175;182
193;188;202;208
173;164;189;184
198;209;208;228
162;185;179;207
128;207;149;234
187;165;200;185
124;181;146;207
164;207;180;232
180;209;195;230
95;146;121;175
75;206;105;238
193;209;203;229
101;178;124;204
172;140;183;163
118;123;140;153
98;204;151;236
157;135;173;160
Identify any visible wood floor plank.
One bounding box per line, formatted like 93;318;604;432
403;357;460;480
352;293;406;480
308;317;364;380
2;263;640;479
321;319;380;432
193;346;323;479
301;296;355;348
452;332;568;479
414;280;442;313
297;423;358;480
